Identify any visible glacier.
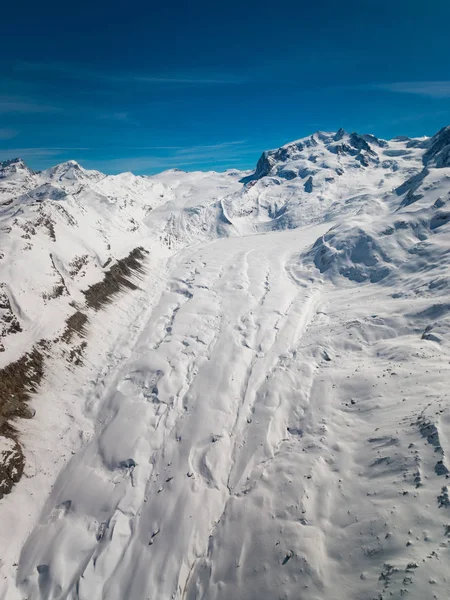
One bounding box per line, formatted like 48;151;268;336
1;127;450;599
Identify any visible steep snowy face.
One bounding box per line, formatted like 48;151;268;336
248;130;389;182
223;129;424;233
0;158;32;180
0;158;36;204
40;160;105;185
0;161;243;359
423;125;450;167
294;132;450;381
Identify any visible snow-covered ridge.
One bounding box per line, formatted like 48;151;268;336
0;125;447;366
0;125;447;369
1;126;450;600
0;160;242;358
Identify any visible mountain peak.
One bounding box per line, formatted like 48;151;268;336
0;157;34;180
0;157;25;167
334;128;347;141
244;129;387;183
423;125;450;167
42;160;104;184
49;159;82;172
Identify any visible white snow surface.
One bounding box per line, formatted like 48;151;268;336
1;128;450;599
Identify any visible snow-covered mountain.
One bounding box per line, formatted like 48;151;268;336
0;159;242;355
1;126;450;600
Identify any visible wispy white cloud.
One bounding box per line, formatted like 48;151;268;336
360;109;450;131
0;141;247;154
0;140;256;173
0;95;62;114
133;74;247;85
0;147;90;160
371;81;450;98
92;141;255;173
81;153;251;174
15;61;250;86
174;140;247;155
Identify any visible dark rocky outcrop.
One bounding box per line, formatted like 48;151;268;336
334;128;346;141
423;126;450;167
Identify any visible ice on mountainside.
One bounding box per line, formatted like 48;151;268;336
1;127;450;600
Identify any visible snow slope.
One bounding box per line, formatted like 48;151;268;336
1;127;450;600
0;160;242;359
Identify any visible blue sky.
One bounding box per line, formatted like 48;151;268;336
1;0;450;174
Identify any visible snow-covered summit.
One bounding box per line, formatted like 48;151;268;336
40;160;105;185
0;157;33;178
223;129;427;235
0;158;36;205
247;129;404;183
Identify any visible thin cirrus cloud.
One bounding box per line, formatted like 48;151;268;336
0;141;256;173
15;61;251;86
0;147;92;161
83;143;257;174
95;141;256;171
0;95;62;114
174;141;247;155
372;81;450;98
360;109;450;131
0;141;246;155
82;154;250;174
